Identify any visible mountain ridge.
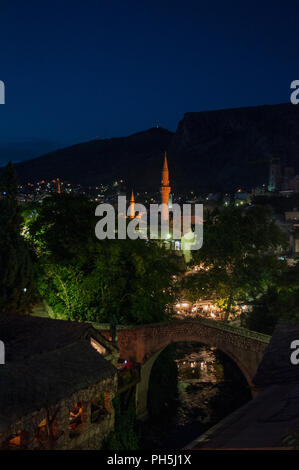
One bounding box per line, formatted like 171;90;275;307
14;103;299;192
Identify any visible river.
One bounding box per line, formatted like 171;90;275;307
139;342;251;449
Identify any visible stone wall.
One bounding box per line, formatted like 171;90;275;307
0;375;117;450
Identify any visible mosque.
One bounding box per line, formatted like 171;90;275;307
128;151;172;222
128;153;198;261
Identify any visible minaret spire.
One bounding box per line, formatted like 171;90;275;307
129;189;135;219
160;152;171;221
161;152;169;186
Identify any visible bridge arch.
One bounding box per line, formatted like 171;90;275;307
115;320;270;419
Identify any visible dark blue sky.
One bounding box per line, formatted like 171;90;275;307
0;0;298;160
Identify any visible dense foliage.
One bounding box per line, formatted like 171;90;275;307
183;205;287;320
242;262;299;334
0;163;36;314
103;394;139;450
3;165;296;332
147;344;179;419
26;194;181;324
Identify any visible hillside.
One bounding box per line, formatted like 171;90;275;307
169;103;299;191
15;127;173;192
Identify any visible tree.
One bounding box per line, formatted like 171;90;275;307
147;344;178;420
25;194;96;261
183;205;287;321
0;162;36;313
104;395;139;450
243;262;299;334
28;195;181;324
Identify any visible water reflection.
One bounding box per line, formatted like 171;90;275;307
175;344;228;427
141;342;251;449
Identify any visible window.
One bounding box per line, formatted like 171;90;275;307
90;337;106;355
1;430;27;450
69;402;87;438
34;416;60;449
91;393;109;423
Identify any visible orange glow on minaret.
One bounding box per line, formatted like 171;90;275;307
129;189;135;218
160;152;171;221
57;178;61;194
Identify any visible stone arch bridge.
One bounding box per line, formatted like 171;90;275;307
100;319;270;419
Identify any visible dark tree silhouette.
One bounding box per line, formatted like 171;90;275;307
0;162;36;314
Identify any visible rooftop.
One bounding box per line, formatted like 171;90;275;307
0;314;117;431
186;321;299;450
253;321;299;388
0;313;113;362
186;383;299;449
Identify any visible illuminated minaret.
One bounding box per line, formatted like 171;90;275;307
57;178;61;194
129;189;135;218
160;152;171;221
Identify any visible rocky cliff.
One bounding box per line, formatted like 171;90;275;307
14;103;299;192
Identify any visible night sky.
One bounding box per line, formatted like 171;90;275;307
0;0;299;163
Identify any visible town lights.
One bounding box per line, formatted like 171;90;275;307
182;302;190;308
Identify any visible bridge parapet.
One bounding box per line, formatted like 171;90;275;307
193;318;271;344
92;317;271;343
94;319;270;418
95;319;270;365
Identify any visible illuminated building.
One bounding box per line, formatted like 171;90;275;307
129;190;135;218
160;152;171;222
